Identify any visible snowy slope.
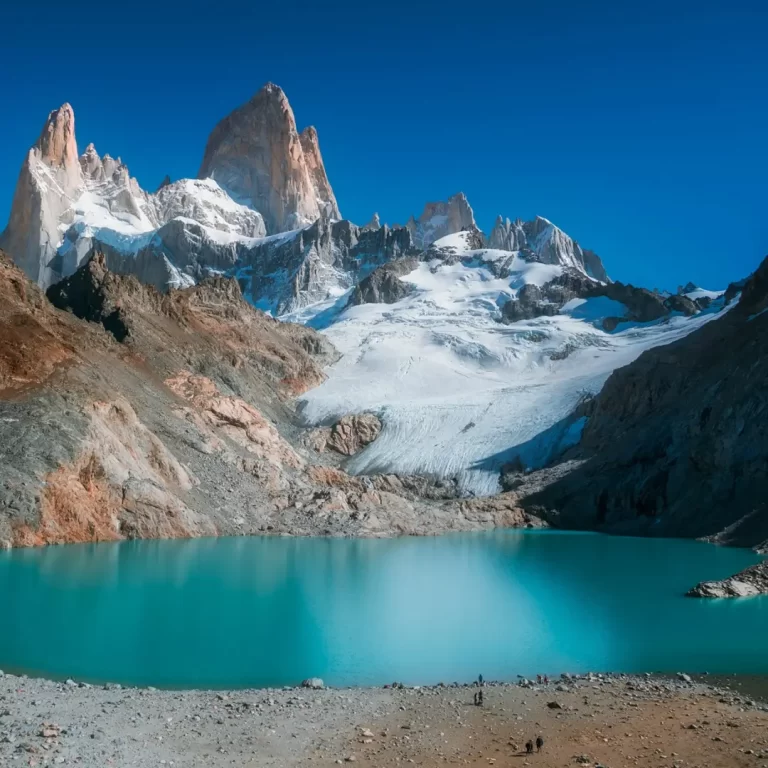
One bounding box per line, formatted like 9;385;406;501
297;238;727;496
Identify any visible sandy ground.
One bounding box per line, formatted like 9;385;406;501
1;673;767;768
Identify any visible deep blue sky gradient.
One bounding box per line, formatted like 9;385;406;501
1;0;766;290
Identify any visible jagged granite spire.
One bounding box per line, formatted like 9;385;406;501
197;82;340;233
0;103;84;286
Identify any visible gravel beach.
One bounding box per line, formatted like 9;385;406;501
1;671;766;767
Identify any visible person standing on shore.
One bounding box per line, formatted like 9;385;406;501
536;735;544;752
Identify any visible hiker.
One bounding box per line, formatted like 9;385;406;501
537;674;542;684
478;673;484;686
473;691;478;706
478;690;483;706
543;674;549;684
536;735;544;752
525;740;534;754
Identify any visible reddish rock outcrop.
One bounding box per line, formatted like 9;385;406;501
304;413;382;456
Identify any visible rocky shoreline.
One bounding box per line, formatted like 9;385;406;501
687;560;768;598
1;671;766;767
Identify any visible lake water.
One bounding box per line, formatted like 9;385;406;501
0;531;766;689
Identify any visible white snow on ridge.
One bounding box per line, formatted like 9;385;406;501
685;287;724;301
56;169;268;269
297;258;726;496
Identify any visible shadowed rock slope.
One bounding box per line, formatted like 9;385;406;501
0;252;542;548
523;255;768;549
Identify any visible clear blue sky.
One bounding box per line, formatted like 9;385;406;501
1;0;765;290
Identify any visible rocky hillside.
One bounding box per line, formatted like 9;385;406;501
0;251;541;548
522;254;768;549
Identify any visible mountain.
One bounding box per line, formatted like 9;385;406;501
0;83;340;291
520;254;768;550
198;83;340;233
1;83;758;553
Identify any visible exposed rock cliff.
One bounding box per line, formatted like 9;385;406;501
198;83;340;233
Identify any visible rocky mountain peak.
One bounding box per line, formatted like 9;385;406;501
36;103;79;172
0;103;85;287
197;82;340;233
363;213;382;231
406;192;477;248
488;213;609;282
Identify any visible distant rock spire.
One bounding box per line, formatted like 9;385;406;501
406;192;476;248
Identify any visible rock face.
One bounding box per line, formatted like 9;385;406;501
500;283;559;322
349;257;419;306
406;193;477;248
522;254;768;548
497;268;709;329
198;83;340;233
239;218;415;315
489;215;610;282
687;561;768;598
304;413;382;456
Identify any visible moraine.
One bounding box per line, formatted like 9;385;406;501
0;531;766;689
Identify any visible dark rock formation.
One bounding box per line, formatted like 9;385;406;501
46;253;132;342
500;283;558;322
497;270;693;327
349;258;419;306
663;293;699;316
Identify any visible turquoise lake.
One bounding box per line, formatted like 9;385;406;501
0;531;766;689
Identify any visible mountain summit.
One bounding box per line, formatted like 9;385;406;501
198;82;340;233
0;103;84;286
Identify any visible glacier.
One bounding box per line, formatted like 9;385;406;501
295;233;726;496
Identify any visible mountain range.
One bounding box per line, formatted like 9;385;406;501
0;83;765;584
